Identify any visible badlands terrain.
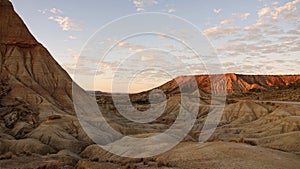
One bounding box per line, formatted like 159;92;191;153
0;0;300;168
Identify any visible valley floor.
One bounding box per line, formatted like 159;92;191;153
1;88;300;168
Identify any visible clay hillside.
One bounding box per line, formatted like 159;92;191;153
0;0;94;165
151;73;300;94
1;0;300;168
129;73;300;104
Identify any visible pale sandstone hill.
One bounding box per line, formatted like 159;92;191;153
78;141;300;169
98;93;300;152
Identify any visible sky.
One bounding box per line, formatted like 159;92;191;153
10;0;300;93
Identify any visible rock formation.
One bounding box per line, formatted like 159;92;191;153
0;0;92;160
152;73;300;95
0;0;300;168
0;0;76;119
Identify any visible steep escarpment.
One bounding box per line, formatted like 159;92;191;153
151;73;300;95
0;0;75;119
0;0;92;160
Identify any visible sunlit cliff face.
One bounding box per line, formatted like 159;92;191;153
153;73;300;94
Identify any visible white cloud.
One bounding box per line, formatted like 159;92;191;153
258;0;300;19
48;16;81;31
129;46;144;54
141;55;154;61
220;18;234;25
136;8;145;12
132;0;144;9
98;61;118;71
258;7;271;17
131;0;158;12
244;26;260;33
271;0;300;17
62;63;104;76
50;8;63;14
240;13;251;20
166;8;176;13
38;8;63;14
213;8;222;14
217;29;300;57
117;41;129;47
253;0;300;33
114;41;145;54
68;35;77;40
203;26;239;38
38;9;47;14
255;19;271;28
199;0;300;75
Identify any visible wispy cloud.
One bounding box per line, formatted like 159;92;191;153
240;12;251;20
201;0;299;74
116;41;145;54
50;8;63;14
38;8;63;14
220;18;234;25
141;55;154;61
131;0;158;12
98;61;118;71
40;7;82;31
203;26;239;38
128;46;145;54
213;8;222;14
287;29;300;35
258;0;300;19
62;63;104;76
48;16;82;31
258;7;271;17
271;0;299;17
68;35;77;40
117;41;129;47
166;8;176;13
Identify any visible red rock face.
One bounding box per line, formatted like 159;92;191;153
223;74;300;93
155;73;300;94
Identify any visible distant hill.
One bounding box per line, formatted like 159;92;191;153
151;73;300;95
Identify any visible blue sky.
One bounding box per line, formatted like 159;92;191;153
10;0;300;92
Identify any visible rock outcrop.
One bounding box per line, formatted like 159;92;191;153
0;0;92;158
151;73;300;95
0;0;75;120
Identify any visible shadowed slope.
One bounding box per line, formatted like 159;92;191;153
0;0;75;119
0;0;94;157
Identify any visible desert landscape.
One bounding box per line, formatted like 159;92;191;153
1;0;300;168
